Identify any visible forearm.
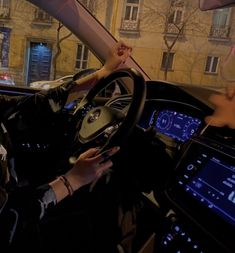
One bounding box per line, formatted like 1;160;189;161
73;66;111;90
49;176;72;203
66;66;112;104
49;172;85;203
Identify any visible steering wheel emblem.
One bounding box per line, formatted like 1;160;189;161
87;109;101;123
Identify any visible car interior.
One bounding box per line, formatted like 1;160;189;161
0;0;234;252
1;66;234;252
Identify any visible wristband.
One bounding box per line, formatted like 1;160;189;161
58;175;74;196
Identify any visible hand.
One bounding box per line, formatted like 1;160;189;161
204;92;235;129
65;146;120;191
226;85;235;99
69;41;132;96
103;40;132;75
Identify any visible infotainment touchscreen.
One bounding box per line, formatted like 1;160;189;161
184;156;235;227
165;138;235;253
167;138;235;229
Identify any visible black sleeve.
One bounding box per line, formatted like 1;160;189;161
0;184;57;248
0;95;25;120
38;80;74;113
8;184;57;221
3;83;72;130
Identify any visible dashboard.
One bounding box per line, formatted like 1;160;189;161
109;80;235;253
1;80;234;253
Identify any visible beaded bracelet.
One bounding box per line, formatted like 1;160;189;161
58;175;74;196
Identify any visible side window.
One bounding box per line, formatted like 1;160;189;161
76;44;89;70
205;56;219;74
161;52;175;70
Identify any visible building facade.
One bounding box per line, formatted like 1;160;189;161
0;0;101;86
109;0;234;88
0;0;234;88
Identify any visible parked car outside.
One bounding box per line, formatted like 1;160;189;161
29;75;73;89
0;69;15;85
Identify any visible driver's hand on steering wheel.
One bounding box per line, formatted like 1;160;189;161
65;146;120;192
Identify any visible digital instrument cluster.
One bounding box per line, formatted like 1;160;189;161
149;109;202;142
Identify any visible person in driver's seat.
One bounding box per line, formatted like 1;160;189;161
0;40;131;249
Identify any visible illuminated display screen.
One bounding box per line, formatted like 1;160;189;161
184;157;235;226
149;110;201;142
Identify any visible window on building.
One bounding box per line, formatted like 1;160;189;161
166;0;185;35
34;8;52;22
168;9;183;25
120;0;140;34
0;0;10;18
205;56;219;74
209;8;231;39
0;0;9;7
161;52;175;70
168;0;185;24
124;0;140;21
212;8;230;28
76;44;89;69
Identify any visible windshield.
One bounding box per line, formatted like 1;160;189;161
1;0;234;93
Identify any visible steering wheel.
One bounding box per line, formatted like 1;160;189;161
75;68;146;151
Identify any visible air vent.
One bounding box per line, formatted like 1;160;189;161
108;97;131;111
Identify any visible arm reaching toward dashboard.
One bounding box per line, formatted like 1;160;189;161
204;89;235;129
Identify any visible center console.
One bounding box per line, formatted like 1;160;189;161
163;137;235;253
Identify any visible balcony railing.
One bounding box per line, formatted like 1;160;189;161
0;6;10;19
209;25;230;40
165;23;184;37
119;19;140;36
32;9;52;26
